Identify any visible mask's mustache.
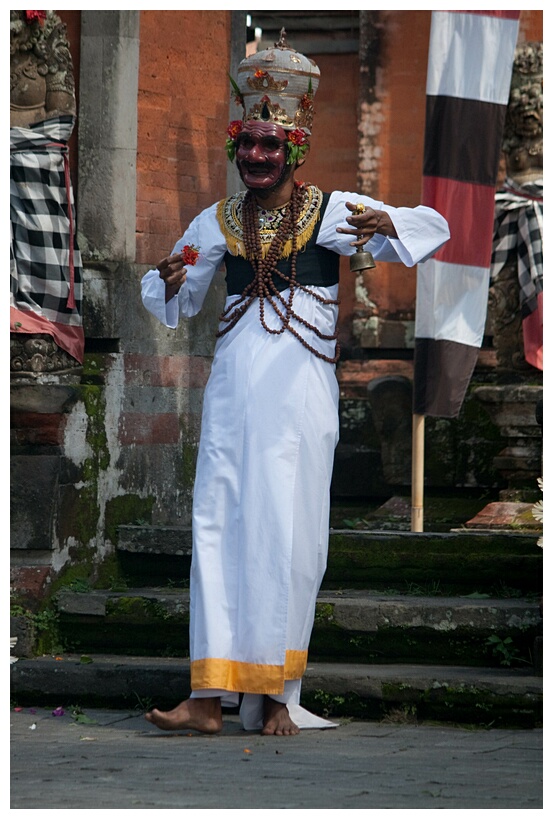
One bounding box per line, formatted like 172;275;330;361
240;160;276;172
238;159;277;171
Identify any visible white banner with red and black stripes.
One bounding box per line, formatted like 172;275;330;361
413;10;520;418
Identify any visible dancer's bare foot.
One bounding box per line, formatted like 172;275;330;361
145;697;223;734
261;697;300;736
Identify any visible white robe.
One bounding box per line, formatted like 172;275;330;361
141;190;449;729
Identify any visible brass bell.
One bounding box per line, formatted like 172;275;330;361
349;202;376;273
350;245;376;273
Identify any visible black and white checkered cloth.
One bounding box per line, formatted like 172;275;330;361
490;176;543;318
10;115;83;328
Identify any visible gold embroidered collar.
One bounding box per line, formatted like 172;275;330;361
216;185;323;259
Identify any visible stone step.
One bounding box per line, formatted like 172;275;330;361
312;590;541;667
10;654;543;729
116;526;542;593
325;530;541;592
117;525;193;556
47;588;542;669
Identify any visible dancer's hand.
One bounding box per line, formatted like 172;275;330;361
336;201;397;247
157;254;187;302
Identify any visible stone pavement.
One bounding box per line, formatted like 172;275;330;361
10;707;543;810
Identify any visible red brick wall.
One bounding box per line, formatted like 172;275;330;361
63;8;541;278
57;9;542;316
135;10;231;266
307;11;543;349
367;10;431;323
302;13;433;346
306;53;359;195
369;10;543;324
519;10;542;41
273;13;433;346
303;53;360;348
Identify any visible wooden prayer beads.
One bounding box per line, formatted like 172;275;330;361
216;182;340;363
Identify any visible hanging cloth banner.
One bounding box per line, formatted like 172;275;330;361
413;10;520;418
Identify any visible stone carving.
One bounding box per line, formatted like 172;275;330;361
10;10;83;380
488;42;543;377
501;41;543;187
10;334;82;382
10;10;76;128
487;265;528;374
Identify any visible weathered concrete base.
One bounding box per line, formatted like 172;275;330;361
10;655;542;728
10;706;543;810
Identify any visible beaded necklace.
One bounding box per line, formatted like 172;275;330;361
218;184;323;259
216;181;340;363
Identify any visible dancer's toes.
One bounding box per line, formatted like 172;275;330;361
261;698;300;736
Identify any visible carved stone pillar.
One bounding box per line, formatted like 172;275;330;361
10;11;83;602
10;10;83;379
489;41;542;380
487;261;533;376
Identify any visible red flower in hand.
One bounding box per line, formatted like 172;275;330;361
181;245;200;266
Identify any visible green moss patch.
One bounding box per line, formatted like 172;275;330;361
325;532;542;593
104;495;155;545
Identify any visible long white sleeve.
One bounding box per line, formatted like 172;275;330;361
141;190;450;329
317;190;450;266
141;201;227;328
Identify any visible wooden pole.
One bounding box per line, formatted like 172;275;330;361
411;413;425;532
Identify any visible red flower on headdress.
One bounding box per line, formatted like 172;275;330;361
25;10;47;24
181;245;200;266
286;130;309;165
226;120;244;141
254;69;269;79
288;129;308;147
